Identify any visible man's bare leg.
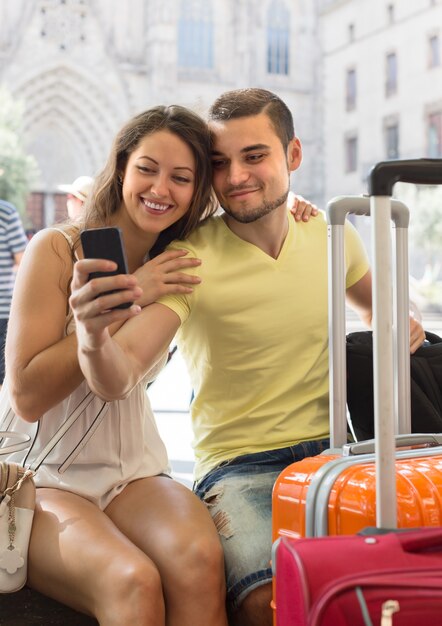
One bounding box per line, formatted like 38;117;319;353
230;583;272;626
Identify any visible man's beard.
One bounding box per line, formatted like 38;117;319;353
220;189;290;224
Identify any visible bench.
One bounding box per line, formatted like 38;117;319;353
0;587;98;625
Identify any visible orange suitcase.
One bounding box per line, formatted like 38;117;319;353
273;441;442;540
273;164;442;546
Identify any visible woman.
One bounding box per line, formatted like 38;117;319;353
3;106;227;626
3;105;315;624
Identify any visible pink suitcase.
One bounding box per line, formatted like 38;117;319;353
274;528;442;626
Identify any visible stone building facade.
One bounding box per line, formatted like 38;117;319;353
0;0;322;227
319;0;442;201
318;0;442;280
1;0;441;230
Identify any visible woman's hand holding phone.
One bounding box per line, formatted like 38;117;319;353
80;227;136;310
73;224;143;351
71;227;203;352
70;258;142;351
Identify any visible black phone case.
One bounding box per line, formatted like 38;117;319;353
80;227;132;309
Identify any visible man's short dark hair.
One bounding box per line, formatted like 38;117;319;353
208;88;295;151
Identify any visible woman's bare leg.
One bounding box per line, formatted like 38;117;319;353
28;488;165;626
105;476;228;626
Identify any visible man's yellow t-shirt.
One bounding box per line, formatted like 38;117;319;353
158;211;369;480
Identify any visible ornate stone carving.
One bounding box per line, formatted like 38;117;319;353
39;0;88;50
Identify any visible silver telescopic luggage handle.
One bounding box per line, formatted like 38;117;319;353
367;159;442;529
326;195;410;450
327;195;410;531
343;434;442;456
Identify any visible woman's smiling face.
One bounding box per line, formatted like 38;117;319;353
121;129;196;235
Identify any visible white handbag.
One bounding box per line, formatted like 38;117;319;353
0;431;35;593
0;390;107;593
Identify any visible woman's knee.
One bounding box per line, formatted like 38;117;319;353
98;556;165;621
107;556;162;599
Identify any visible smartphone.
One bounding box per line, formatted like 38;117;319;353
80;226;133;309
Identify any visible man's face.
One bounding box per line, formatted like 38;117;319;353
209;112;302;224
66;194;84;221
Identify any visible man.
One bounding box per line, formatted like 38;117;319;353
159;89;372;625
58;175;94;221
74;89;424;626
0;199;28;386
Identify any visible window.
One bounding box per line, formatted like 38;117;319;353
346;68;357;110
348;23;355;43
385;52;397;96
385;123;399;158
429;34;440;68
387;3;395;24
267;0;290;75
178;0;213;69
345;135;358;173
428;111;442;157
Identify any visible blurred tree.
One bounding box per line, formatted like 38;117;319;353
396;183;442;267
396;182;442;311
409;188;442;262
0;86;39;225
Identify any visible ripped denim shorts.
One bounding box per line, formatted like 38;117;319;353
193;438;330;612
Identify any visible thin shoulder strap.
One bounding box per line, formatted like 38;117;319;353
46;226;74;247
47;227;80;259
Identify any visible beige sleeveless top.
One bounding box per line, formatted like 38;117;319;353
0;228;170;507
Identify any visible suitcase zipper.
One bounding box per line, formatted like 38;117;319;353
355;587;400;626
